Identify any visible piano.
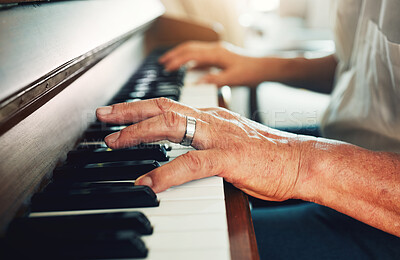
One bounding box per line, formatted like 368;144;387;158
0;0;258;259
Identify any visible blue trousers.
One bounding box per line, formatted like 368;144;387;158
252;203;400;259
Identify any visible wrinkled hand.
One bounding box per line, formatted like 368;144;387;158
159;41;272;87
96;98;306;201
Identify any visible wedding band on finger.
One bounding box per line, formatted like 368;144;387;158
180;116;197;146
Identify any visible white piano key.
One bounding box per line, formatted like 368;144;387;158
157;185;224;201
142;248;230;260
141;230;229;251
174;176;223;188
121;199;227;216
165;148;192;159
167;142;194;150
148;213;227;233
180;71;219;108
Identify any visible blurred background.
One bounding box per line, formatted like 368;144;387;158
161;0;335;133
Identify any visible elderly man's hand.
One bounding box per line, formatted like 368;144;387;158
96;98;309;202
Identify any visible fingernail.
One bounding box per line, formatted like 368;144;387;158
136;176;153;188
105;132;120;143
97;106;113;116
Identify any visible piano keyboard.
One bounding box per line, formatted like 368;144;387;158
3;49;230;259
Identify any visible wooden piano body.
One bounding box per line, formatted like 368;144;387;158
0;0;258;258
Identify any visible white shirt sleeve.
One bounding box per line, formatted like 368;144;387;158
321;0;400;153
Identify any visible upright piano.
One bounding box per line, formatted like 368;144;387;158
0;0;258;259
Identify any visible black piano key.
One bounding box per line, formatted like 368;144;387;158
69;230;148;259
86;124;128;133
163;142;172;151
131;70;183;82
120;85;182;96
46;181;137;191
7;211;153;235
129;78;184;87
44;181;138;192
5;229;148;259
82;130;117;141
76;141;110;150
107;98;142;105
76;141;169;151
89;120;129;129
53;160;159;182
126;89;180;100
82;125;126;141
112;95;178;103
31;185;159;212
88;124;126;131
114;87;180;98
66;144;169;165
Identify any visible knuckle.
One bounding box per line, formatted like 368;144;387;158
115;129;132;147
181;151;219;174
117;102;130;115
182;151;204;172
161;111;181;130
154;97;174;113
204;153;219;172
119;125;134;140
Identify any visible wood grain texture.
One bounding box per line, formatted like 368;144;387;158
224;182;260;260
